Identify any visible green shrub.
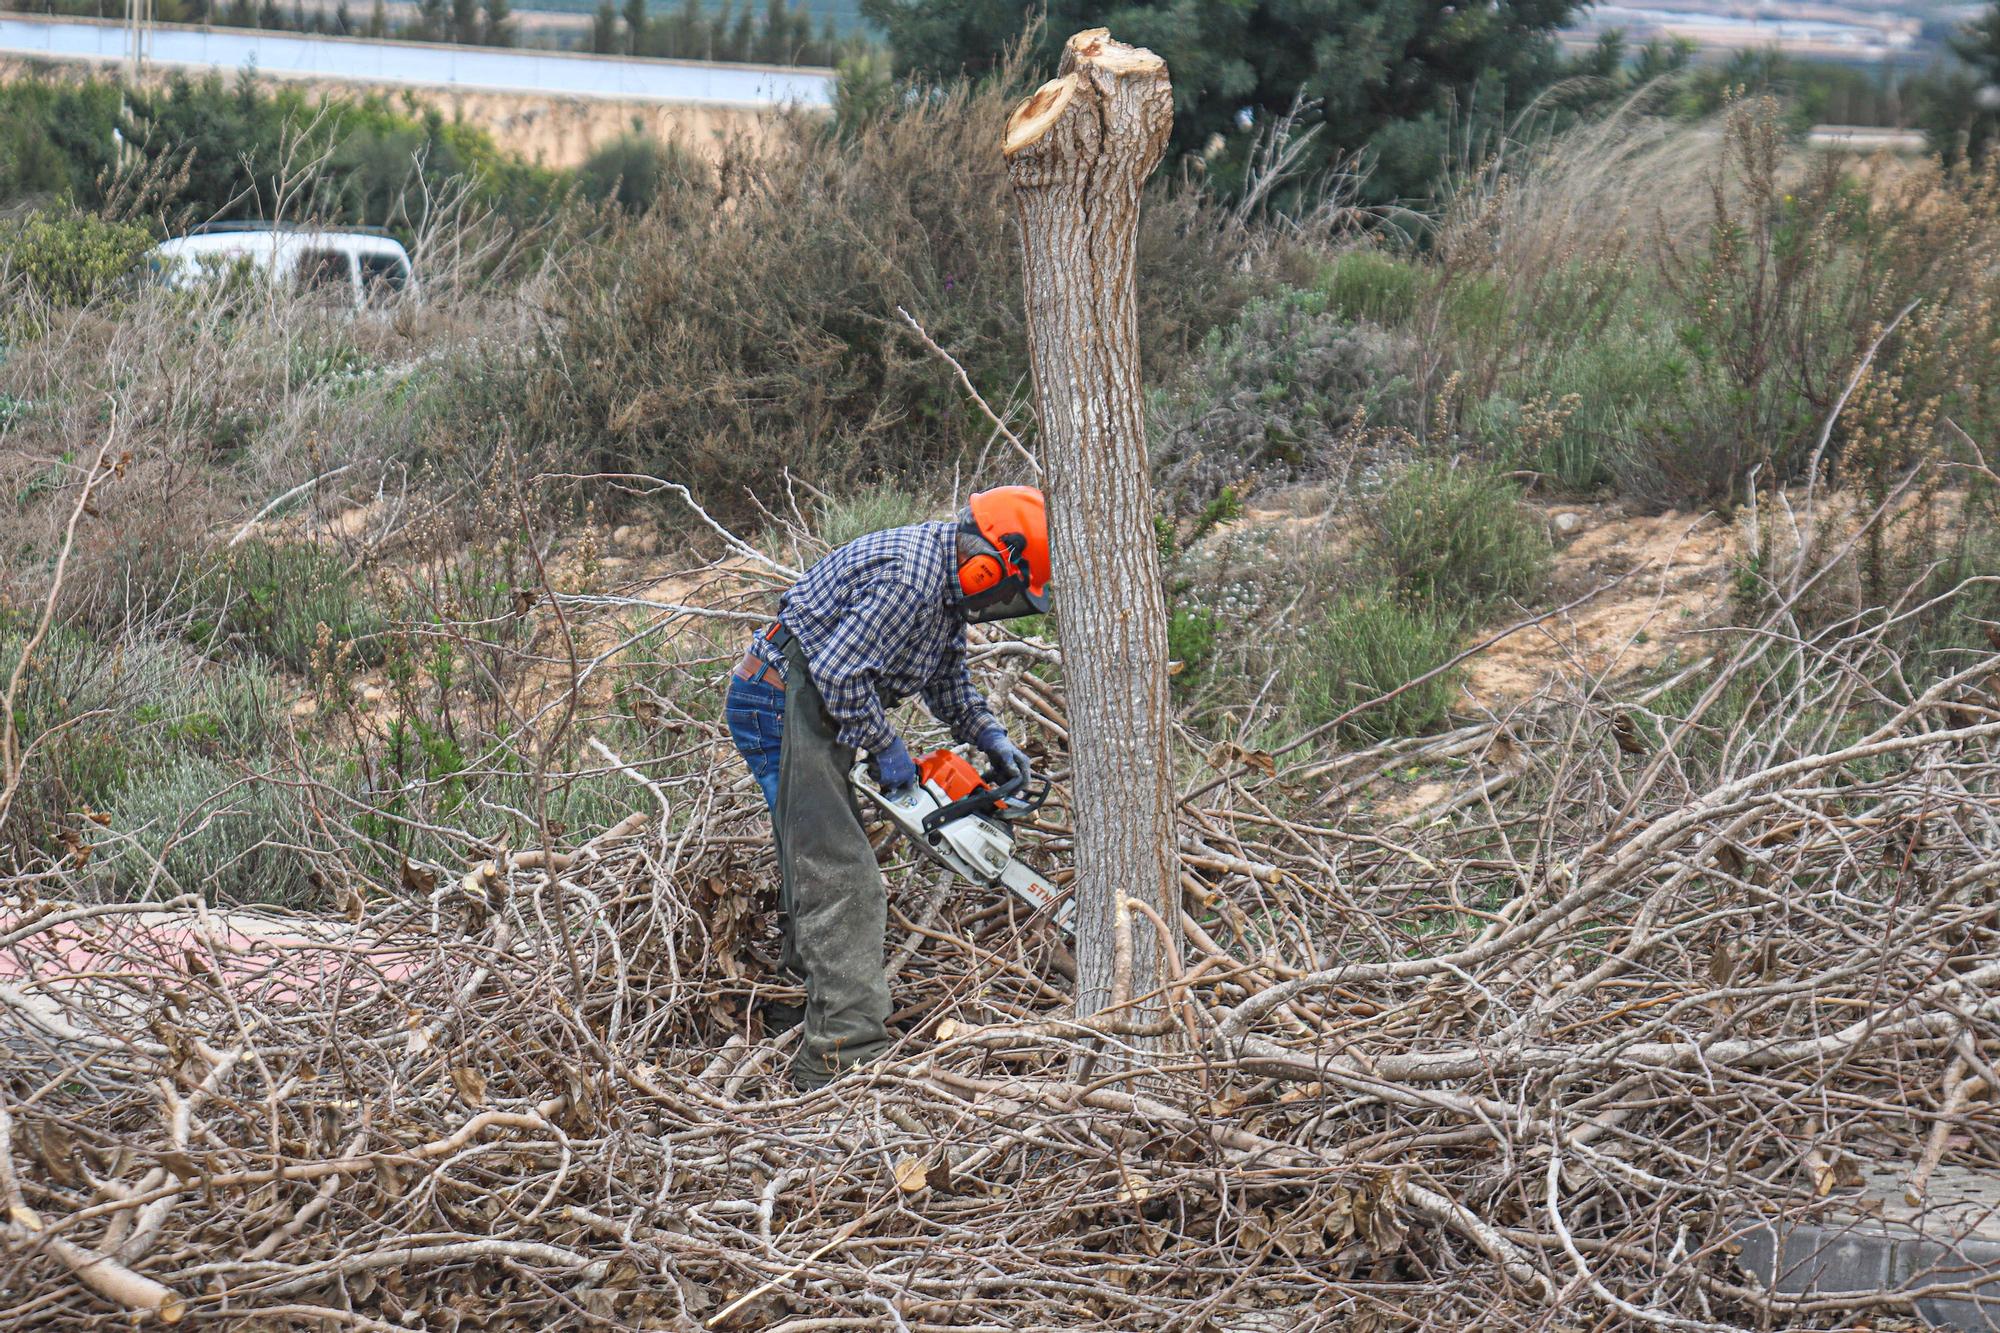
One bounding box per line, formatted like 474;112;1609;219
522;80;1261;515
98;754;319;905
0;627;291;878
1362;462;1551;613
191;540;388;673
0;77;122;206
1292;595;1463;743
1470;320;1692;494
1154;290;1416;512
0;212;153;309
1318;249;1423;326
816;487;932;548
1167;605;1219;675
577;134;710;215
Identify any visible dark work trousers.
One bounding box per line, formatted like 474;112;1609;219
728;635;894;1088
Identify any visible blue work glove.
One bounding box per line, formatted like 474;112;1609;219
976;724;1032;791
869;736;916;794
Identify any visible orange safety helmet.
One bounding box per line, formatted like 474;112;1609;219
954;486;1050;623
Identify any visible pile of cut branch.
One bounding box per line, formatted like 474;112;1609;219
5;489;2000;1332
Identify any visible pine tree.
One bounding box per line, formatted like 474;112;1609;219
450;0;478;43
1935;2;2000;163
481;0;513;46
756;0;785;63
726;1;750;62
663;0;701;59
863;0;1590;204
256;0;278;28
417;0;447;41
333;0;351;32
367;0;385;36
621;0;647;55
590;0;617;53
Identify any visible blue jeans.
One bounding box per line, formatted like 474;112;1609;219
727;671;785;814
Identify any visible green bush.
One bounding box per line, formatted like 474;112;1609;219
1292;595;1463;743
0;627;292;882
1154;289;1416;512
0;77;121;206
577;134;710;215
1318;249;1423;327
1167;605;1220;676
1470;320;1692;494
0;212;153;309
1362;462;1551;613
0;70;566;230
522;80;1261;514
191;540;389;674
98;753;319;905
816;487;932;548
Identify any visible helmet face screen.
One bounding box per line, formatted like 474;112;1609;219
957;582;1042;623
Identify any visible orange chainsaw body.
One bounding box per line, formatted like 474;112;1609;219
918;749;988;802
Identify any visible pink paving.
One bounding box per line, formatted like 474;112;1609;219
0;906;428;1008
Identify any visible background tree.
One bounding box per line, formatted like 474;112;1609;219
591;0;617;53
451;0;479;44
662;0;699;57
863;0;1587;203
757;0;786;62
622;0;648;55
1922;0;2000;163
481;0;514;47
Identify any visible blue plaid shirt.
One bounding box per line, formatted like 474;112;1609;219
772;520;999;756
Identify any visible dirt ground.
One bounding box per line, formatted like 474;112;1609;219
1462;502;1739;707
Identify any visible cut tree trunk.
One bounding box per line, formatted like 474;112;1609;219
1004;30;1181;1046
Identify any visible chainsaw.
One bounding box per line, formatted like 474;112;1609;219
850;748;1074;937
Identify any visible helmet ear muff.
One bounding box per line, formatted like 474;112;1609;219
958;551;1005;596
956;524;1009;597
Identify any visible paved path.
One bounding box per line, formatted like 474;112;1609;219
0;14;832;105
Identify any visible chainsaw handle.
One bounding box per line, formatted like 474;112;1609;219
919;764;1048;839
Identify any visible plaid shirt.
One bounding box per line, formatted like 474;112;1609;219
772;520;998;756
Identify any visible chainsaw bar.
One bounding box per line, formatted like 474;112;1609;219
851;762;1074;937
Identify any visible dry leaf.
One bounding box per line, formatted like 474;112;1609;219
1209;741;1277;778
1707;941;1737;988
400;857;438;895
8;1202;42;1232
892;1155;929;1194
1610;710;1649;755
406;1015;433;1058
934;1019;959;1041
450;1066;488;1106
31;1121;81;1189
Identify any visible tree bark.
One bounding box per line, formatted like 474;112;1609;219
1004;30;1181;1044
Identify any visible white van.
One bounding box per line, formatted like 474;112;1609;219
147;225;417;306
